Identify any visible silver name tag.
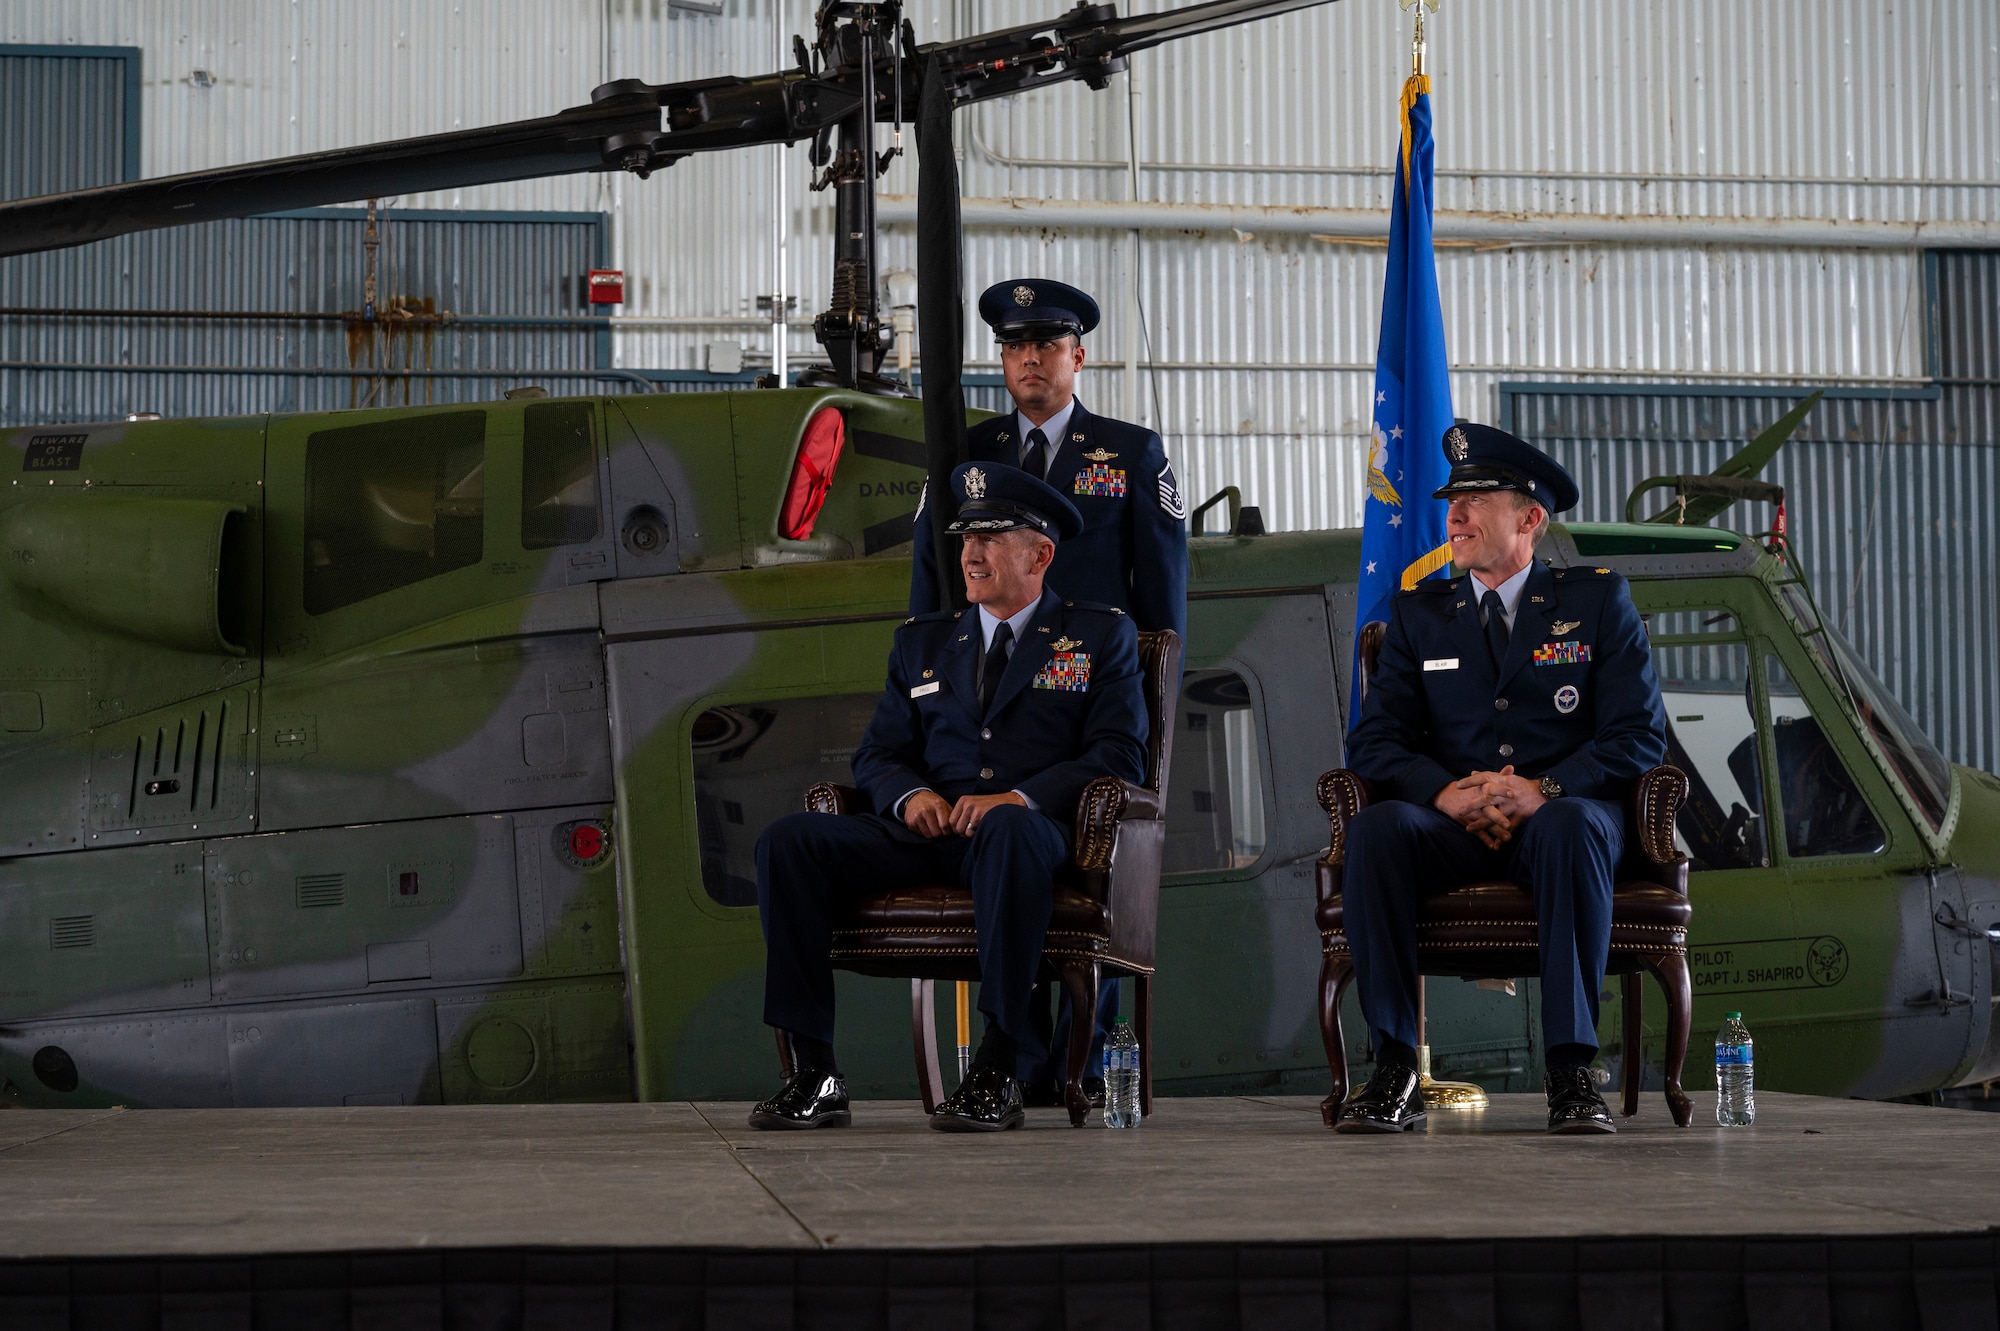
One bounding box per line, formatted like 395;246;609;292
1423;658;1459;672
910;681;941;697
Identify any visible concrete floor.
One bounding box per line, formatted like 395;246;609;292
0;1093;1995;1258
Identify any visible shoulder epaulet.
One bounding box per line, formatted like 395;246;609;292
1060;599;1124;616
901;608;959;626
1403;576;1460;596
1550;565;1619;582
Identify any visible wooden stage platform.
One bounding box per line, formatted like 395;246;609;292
2;1092;1997;1327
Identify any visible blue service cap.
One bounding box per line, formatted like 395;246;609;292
945;460;1084;542
1431;423;1580;515
977;278;1100;343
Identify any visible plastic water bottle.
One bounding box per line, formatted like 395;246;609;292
1102;1020;1141;1128
1715;1011;1755;1127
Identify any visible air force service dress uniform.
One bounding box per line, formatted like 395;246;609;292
1343;426;1668;1112
755;464;1148;1126
908;280;1190;647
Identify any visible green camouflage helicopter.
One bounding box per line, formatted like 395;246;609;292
1;2;1995;1110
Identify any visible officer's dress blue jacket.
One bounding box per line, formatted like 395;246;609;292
909;400;1189;645
1348;561;1667;805
853;588;1149;833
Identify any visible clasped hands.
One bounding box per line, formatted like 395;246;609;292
1433;764;1547;850
903;789;1025;838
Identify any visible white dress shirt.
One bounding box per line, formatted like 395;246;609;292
1471;560;1535;635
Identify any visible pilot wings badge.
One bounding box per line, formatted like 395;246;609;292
1050;636;1082;652
963;466;988;499
1082;447;1118;462
1551;619;1581;636
1367;423;1404;508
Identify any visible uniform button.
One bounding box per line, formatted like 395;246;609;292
980;767;994;780
1498;744;1514;757
1494;698;1509;712
981;729;992;740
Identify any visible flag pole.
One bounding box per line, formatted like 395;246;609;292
1396;0;1488;1114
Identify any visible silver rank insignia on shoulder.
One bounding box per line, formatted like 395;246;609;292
1082;447;1117;462
996;431;1011;443
964;466;988;498
1051;635;1082;651
1551;619;1581;636
1158;460;1187;520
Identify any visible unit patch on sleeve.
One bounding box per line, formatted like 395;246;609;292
1073;464;1127;498
1033;651;1092;692
1533;641;1593;666
1158;460;1187;520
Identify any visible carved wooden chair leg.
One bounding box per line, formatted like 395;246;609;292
1318;952;1356;1127
911;978;943;1115
1134;971;1155;1118
775;1028;796;1080
1058;959;1101;1127
1652;951;1694;1127
1621;971;1642;1118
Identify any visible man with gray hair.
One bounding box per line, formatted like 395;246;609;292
751;462;1149;1132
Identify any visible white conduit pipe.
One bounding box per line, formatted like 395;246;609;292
876;195;2000;250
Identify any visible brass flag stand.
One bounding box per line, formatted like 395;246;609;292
1417;979;1489;1110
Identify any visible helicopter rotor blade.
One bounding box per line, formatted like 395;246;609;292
0;95;666;260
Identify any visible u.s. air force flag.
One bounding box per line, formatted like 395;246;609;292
1351;70;1456;727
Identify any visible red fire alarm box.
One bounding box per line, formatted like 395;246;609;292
587;269;625;305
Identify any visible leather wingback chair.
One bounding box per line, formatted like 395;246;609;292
796;628;1181;1127
1314;622;1696;1129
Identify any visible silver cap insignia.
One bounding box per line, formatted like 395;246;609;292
1444;426;1471;463
1012;285;1036;307
963;466;988;498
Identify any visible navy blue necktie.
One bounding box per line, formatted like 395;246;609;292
979;622;1014;714
1021;428;1049;479
1482;590;1510;669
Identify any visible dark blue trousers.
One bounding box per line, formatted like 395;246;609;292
1342;798;1623;1057
755;807;1071;1059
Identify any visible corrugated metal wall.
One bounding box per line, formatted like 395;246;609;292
3;0;1992;392
0;208;607;423
0;46;132;199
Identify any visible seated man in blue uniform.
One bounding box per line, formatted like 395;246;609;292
1339;424;1668;1136
751;462;1150;1132
910;278;1189;1102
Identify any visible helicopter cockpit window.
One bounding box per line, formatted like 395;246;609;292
1164;669;1268;874
1652;636;1767;870
690;694;881;907
1765;653;1886;858
521;402;601;549
304;411;486;614
1776;583;1953;831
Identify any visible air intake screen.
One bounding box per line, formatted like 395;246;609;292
49;915;96;949
296;873;346;909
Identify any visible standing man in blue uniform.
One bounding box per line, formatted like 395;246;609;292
1338;424;1667;1136
752;463;1149;1131
910;278;1189;1100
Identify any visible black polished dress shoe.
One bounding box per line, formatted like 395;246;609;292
1333;1063;1426;1134
747;1069;851;1130
930;1062;1026;1132
1545;1065;1616;1135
